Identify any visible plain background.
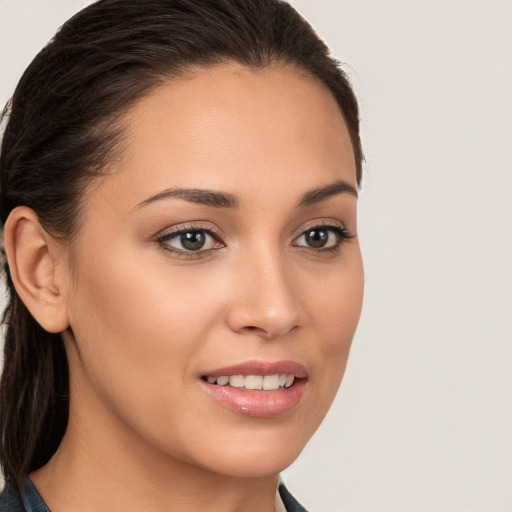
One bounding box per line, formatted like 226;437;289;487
0;1;511;511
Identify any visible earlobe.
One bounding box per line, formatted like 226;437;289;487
3;206;70;333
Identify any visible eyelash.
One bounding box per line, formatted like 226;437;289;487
156;222;353;259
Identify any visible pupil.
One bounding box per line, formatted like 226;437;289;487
181;231;206;251
306;229;328;248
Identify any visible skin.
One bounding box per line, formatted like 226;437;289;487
18;63;364;511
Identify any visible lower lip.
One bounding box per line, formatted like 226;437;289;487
201;379;307;418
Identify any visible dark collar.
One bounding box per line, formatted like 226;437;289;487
0;479;50;512
279;482;308;512
1;479;308;512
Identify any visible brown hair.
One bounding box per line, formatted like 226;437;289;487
0;0;363;492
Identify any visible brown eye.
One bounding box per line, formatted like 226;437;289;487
161;229;218;252
293;224;353;251
180;231;206;251
295;228;338;249
304;229;329;248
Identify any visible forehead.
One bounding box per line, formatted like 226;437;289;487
92;62;356;210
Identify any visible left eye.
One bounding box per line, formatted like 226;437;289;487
161;230;218;252
294;227;342;249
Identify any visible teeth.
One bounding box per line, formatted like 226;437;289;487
206;374;296;390
263;374;280;390
216;376;229;386
229;375;245;387
285;375;294;388
245;375;263;390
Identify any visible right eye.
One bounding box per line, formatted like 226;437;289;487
157;228;224;255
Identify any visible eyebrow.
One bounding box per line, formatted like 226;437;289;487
134;188;240;210
296;180;358;207
134;179;357;211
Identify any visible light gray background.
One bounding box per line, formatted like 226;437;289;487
1;1;511;511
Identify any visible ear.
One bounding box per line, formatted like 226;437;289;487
3;206;70;333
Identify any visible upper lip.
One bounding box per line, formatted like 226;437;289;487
202;360;308;379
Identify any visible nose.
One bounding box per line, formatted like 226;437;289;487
225;250;303;340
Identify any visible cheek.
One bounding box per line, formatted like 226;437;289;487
303;251;364;408
64;246;226;399
307;246;364;342
63;248;234;457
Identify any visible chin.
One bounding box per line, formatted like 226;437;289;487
186;425;313;479
203;449;302;479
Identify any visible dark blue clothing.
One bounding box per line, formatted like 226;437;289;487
0;480;49;511
0;480;307;511
279;483;308;512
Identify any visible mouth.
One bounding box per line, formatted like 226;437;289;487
200;360;308;417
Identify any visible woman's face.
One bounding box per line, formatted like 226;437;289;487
60;63;363;478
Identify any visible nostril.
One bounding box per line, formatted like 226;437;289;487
242;325;270;337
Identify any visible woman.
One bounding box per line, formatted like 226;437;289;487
0;0;364;510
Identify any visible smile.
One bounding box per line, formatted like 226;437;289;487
204;374;295;390
200;361;308;417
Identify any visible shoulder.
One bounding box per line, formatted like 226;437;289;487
278;482;310;512
0;485;25;512
2;480;307;512
0;480;50;512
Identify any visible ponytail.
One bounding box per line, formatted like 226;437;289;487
0;284;69;492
